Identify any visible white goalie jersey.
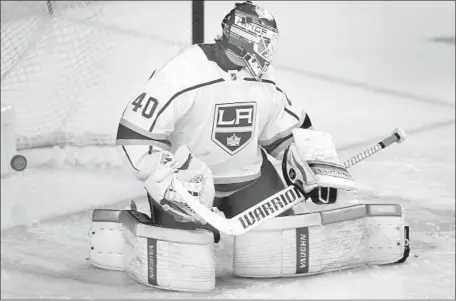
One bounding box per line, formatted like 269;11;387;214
116;43;312;195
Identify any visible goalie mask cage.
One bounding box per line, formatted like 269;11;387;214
1;1;203;158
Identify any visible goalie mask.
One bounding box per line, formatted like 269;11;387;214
221;1;279;80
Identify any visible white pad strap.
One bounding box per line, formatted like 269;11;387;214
233;203;408;277
89;202;152;271
89;209;125;270
120;210;216;292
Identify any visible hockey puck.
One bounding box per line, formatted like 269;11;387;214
11;155;27;172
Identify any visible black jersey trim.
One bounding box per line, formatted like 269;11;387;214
285;108;300;121
149;69;156;80
276;86;294;106
262;133;294;155
121;145;139;171
117;123;171;147
149;78;225;132
275;86;299;120
301;113;313;129
244;78;276;85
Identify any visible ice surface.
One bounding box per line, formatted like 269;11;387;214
1;1;454;299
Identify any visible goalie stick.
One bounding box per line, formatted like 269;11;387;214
173;128;407;236
343;127;406;168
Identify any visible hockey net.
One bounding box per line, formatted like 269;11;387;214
1;1;192;229
1;1;186;152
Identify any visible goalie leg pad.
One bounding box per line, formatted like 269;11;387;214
120;210;216;292
89;209;125;270
233;203;410;278
89;201;152;271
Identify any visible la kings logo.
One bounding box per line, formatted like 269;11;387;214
212;103;256;155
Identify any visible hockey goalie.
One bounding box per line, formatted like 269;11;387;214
88;1;410;292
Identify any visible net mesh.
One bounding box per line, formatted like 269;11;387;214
0;1;192;229
1;1;187;151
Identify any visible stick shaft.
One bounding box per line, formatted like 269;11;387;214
176;131;404;235
343;133;401;168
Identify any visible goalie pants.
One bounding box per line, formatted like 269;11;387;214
147;150;291;243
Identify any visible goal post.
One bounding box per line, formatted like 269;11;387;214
192;0;205;44
46;0;54;16
1;104;16;176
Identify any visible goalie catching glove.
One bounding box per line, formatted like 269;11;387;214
145;145;215;223
282;128;357;204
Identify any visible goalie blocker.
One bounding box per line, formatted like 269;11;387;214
233;203;410;277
